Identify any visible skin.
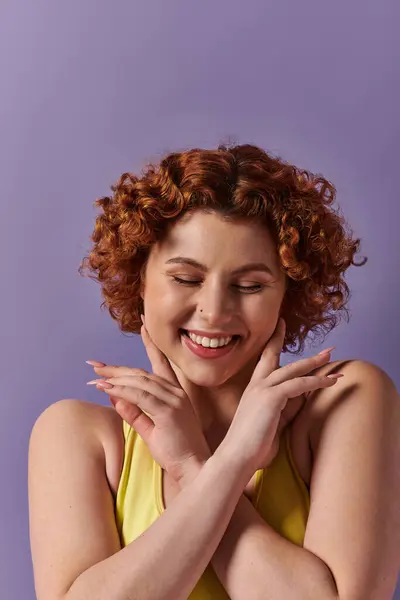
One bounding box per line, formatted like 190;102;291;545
140;209;289;448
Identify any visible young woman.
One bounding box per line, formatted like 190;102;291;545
28;144;400;600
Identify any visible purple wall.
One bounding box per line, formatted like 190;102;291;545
1;1;398;598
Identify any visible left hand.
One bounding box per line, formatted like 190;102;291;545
218;318;339;473
88;321;212;484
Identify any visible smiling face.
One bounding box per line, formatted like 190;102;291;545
141;210;287;388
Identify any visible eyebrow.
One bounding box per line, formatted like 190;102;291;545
165;256;275;276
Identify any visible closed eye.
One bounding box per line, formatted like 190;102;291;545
171;276;263;293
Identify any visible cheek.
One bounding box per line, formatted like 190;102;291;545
246;306;280;346
143;284;183;336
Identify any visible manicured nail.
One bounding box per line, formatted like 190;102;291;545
327;373;344;379
86;360;106;367
96;381;114;389
318;346;335;356
87;379;114;388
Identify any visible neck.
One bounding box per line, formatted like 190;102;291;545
171;356;259;447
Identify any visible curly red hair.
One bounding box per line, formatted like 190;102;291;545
79;143;367;354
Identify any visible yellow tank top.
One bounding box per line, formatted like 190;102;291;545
115;420;310;599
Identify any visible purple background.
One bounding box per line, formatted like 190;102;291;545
1;1;399;598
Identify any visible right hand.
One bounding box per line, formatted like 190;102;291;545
91;324;212;484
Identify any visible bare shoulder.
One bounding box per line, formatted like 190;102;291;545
300;359;400;600
28;399;125;600
303;358;399;449
31;399;125;496
31;397;122;439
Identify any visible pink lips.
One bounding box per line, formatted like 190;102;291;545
181;331;238;359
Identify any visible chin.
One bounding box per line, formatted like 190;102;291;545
186;371;229;388
175;359;240;388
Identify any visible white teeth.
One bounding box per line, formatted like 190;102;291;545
187;332;233;348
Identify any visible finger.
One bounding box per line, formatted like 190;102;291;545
265;350;332;387
92;365;177;393
93;365;146;377
250;318;286;382
269;373;343;401
98;374;181;414
141;324;180;385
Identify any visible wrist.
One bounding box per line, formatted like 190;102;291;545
178;443;254;492
216;446;257;502
213;443;255;496
176;454;209;489
177;442;255;491
214;440;254;474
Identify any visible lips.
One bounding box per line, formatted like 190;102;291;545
180;329;240;360
181;328;240;339
184;329;239;339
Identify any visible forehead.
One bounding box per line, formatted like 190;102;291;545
150;210;281;268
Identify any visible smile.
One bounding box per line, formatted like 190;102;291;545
187;331;233;347
180;329;240;359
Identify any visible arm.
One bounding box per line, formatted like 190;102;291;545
28;399;250;600
182;452;339;600
180;360;400;600
212;493;339;600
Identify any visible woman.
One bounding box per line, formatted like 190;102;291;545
28;144;400;600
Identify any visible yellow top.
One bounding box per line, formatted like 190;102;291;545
115;420;310;599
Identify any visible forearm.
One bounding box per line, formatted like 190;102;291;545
64;450;249;600
210;493;339;600
178;451;339;600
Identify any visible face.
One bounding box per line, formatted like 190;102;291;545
141;210;287;388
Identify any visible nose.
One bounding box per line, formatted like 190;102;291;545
197;281;236;327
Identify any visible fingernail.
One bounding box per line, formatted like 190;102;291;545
318;346;335;356
327;373;344;379
86;360;106;367
87;379;114;388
